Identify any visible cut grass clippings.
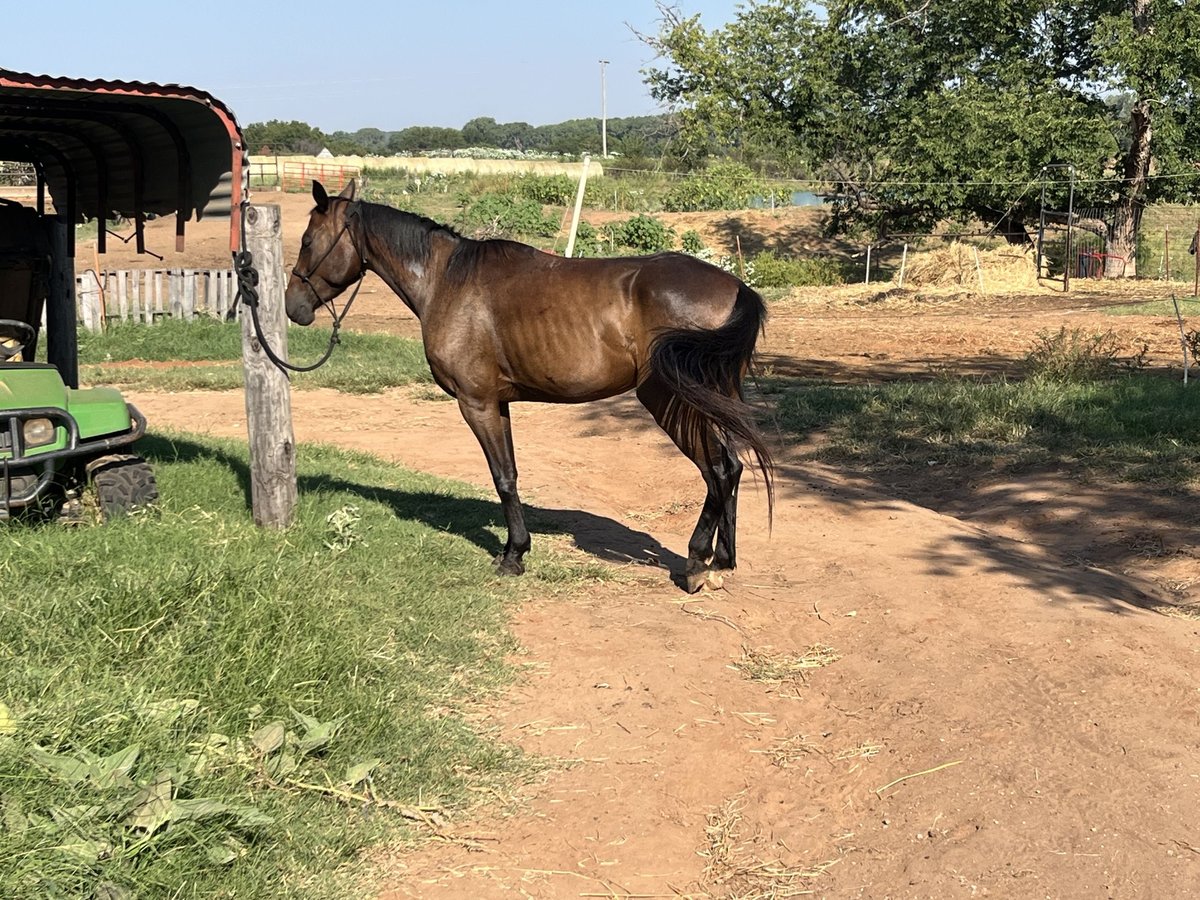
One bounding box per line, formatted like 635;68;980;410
0;432;605;899
735;645;841;683
699;793;838;898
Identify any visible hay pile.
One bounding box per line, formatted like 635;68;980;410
898;241;1039;292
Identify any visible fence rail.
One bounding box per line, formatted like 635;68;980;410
76;268;238;331
248;159;360;193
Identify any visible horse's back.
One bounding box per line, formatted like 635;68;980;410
427;248;747;404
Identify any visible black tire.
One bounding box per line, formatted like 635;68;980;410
88;454;159;520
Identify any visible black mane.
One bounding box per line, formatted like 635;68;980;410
356;198;541;285
358;201;459;269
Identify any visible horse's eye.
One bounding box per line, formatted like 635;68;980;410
302;236;312;249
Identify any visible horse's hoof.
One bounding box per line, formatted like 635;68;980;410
494;557;525;577
685;567;732;593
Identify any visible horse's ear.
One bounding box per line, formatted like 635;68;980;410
338;180;356;201
312;180;330;213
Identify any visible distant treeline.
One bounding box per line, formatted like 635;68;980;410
244;115;679;163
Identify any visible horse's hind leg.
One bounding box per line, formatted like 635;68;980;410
712;444;743;573
457;397;531;575
637;376;737;592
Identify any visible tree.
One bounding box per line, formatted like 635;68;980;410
388;126;465;152
646;1;1200;274
242;119;329;155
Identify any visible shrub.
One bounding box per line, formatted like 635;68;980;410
680;229;706;254
749;252;849;288
605;214;676;253
569;220;607;258
454;192;558;239
662;161;768;212
1025;327;1130;382
516;173;576;206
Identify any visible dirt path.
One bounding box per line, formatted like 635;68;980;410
104;189;1200;897
130;385;1200;899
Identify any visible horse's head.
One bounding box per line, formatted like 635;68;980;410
285;179;364;325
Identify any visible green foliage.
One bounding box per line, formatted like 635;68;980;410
454;192;559;239
568;220;607;258
388;126;465;153
748;252;849;288
680;230;706;254
0;436;534;897
242;120;331;155
644;1;1200;238
604;215;677;253
662;162;769;212
515;173;577;206
246;115;679;161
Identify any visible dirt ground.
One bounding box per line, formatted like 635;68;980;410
94;191;1200;898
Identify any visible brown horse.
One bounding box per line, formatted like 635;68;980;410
285;180;773;592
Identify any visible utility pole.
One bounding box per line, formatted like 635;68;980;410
599;59;609;158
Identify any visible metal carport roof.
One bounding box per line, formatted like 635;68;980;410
0;69;245;256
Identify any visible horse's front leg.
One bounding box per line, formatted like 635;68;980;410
458;397;530;575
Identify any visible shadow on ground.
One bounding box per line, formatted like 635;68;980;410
139;433;686;581
568;372;1199;616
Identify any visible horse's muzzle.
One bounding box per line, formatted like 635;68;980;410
284;285;317;325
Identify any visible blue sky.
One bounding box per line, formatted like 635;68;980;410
7;1;743;133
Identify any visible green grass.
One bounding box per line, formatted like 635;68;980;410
0;433;610;898
1100;294;1200;317
78;320;434;394
771;373;1200;484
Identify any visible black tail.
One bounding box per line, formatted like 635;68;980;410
648;283;775;518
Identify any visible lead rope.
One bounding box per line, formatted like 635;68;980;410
234;200;365;375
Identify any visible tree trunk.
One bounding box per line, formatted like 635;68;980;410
1106;0;1153;278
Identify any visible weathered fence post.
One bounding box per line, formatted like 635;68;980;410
240;203;296;528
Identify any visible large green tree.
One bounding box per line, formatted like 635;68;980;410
646;1;1200;274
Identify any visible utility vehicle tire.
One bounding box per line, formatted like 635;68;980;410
88;454;159;519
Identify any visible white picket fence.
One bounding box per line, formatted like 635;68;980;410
76;269;240;331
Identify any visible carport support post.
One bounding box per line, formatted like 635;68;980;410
46;215;79;388
240;203;297;527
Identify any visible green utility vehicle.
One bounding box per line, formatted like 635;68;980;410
0;202;156;521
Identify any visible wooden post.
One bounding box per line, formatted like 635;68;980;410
240;203;296;528
168;271;181;319
864;243;872;285
898;243;909;288
117;270;129;321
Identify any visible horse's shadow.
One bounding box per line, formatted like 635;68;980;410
141;434;685;578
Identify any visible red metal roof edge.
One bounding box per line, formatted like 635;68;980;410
0;69;247;252
0;69;243;138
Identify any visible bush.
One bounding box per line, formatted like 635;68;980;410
454;192;559;239
662;161;768;212
605;214;676;253
749;252;849;288
569;220;607;258
1025;327;1141;382
680;230;706;254
515;173;576;206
